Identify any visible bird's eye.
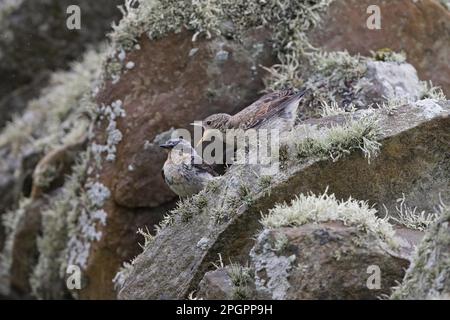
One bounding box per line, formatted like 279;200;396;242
206;120;212;125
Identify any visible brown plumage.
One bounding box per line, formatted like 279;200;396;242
196;88;307;147
199;88;306;132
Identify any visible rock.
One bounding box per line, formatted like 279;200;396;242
118;101;450;299
197;266;257;300
357;61;423;105
250;223;408;299
0;0;123;128
79;28;275;299
391;204;450;299
197;269;235;300
308;0;450;95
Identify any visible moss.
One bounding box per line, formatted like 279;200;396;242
391;203;450;299
260;190;400;250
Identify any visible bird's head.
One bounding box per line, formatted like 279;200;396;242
199;113;231;131
192;113;231;147
160;138;192;152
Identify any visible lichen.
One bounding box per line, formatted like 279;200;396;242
391;202;450;299
227;263;254;300
30;151;90;299
108;0;348;96
0;197;32;296
250;229;296;300
287;114;382;164
260;190;400;250
371;48;407;64
387;194;439;231
92;99;126;164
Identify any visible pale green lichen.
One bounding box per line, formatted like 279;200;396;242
391;202;450;299
0;48;104;154
227;263;254;300
0;197;32;296
261;190;399;250
420;80;447;100
371;48;407;64
387;194;439;231
108;0;345;97
30;150;90;299
319;101;357;117
289;114;382;164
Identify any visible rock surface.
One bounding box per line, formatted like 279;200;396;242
392;204;450;299
79;28;276;299
308;0;450;95
250;223;408;300
118;102;450;299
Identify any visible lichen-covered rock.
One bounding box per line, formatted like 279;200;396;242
79;27;276;299
308;0;450;95
118;102;450;300
251;223;408;300
0;0;123;128
197;266;257;300
356;61;423;106
391;204;450;299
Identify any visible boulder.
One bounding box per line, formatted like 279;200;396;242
250;224;408;299
308;0;450;95
118;101;450;299
78;27;276;299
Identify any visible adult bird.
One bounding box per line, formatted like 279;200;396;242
160;138;218;198
195;88;307;146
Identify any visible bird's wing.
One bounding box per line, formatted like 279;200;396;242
231;88;306;129
190;154;219;176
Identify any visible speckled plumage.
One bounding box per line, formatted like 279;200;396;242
161;139;217;197
201;88;307;133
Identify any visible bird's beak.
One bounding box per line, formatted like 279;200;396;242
195;137;205;148
159;143;172;149
191;122;203;127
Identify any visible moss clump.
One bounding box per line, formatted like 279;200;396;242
261;190;399;250
391;203;450;299
291;114;382;164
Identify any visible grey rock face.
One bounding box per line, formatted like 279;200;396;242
118;102;450;300
250;224;408;300
357;61;423;105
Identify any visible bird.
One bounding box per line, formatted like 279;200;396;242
195;88;307;146
160;138;218;198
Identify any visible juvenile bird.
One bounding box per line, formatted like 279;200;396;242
160;138;218;198
195;88;307;146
